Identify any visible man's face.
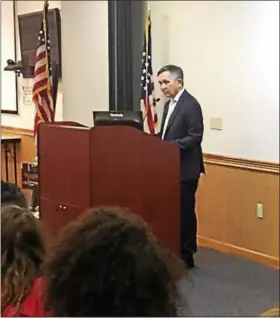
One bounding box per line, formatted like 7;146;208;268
157;71;182;99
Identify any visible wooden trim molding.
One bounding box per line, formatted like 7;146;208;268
204;153;279;174
198;236;280;269
1;126;33;137
1;126;279;173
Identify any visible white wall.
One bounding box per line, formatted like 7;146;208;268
151;1;279;162
1;1;17;115
2;1;278;161
61;1;109;127
1;1;63;130
1;0;109;129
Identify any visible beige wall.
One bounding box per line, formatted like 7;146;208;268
1;1;109;129
1;1;63;129
61;1;109;127
1;1;17;115
151;1;279;162
2;1;279;161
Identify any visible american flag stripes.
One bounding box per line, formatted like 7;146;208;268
33;1;54;139
140;10;158;135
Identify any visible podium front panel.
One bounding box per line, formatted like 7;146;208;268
90;126;180;255
38;124;92;242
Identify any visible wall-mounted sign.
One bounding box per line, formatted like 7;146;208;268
22;85;33;106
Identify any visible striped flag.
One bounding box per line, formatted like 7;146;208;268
33;1;55;139
140;9;158;135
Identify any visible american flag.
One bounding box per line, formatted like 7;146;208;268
140;10;158;135
33;1;54;139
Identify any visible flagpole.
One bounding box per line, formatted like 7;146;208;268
144;1;150;114
146;1;150;14
141;0;158;134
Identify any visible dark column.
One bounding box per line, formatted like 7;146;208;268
108;1;145;111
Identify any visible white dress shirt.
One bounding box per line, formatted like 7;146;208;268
161;88;185;140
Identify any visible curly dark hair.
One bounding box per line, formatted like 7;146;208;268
45;207;186;317
1;180;28;208
1;205;46;314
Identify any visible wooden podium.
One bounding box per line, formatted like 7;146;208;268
38;122;180;254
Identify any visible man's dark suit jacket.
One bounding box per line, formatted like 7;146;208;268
159;89;205;181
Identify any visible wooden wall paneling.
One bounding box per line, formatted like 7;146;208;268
198;154;279;268
1;126;279;268
1;126;35;188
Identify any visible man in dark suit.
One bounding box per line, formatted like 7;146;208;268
157;64;205;268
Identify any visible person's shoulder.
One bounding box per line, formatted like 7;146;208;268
2;277;47;317
32;277;44;293
182;90;200;104
181;90;202;112
20;277;49;317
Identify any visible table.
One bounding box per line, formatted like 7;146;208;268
1;135;21;185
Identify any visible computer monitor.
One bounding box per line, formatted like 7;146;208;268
93;111;143;131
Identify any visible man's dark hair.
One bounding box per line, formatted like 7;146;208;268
45;207;186;317
157;64;184;83
1;180;28;209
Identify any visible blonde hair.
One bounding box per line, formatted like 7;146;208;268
260;307;280;317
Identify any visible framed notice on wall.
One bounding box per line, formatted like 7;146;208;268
1;0;18;114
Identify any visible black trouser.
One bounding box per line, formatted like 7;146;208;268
180;178;199;259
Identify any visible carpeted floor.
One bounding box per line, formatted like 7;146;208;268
178;248;279;317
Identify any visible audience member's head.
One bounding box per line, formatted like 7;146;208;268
260;307;280;317
1;205;45;313
1;180;28;208
45;207;186;317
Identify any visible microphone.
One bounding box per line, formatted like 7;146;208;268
153;98;160;106
143;98;161;121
